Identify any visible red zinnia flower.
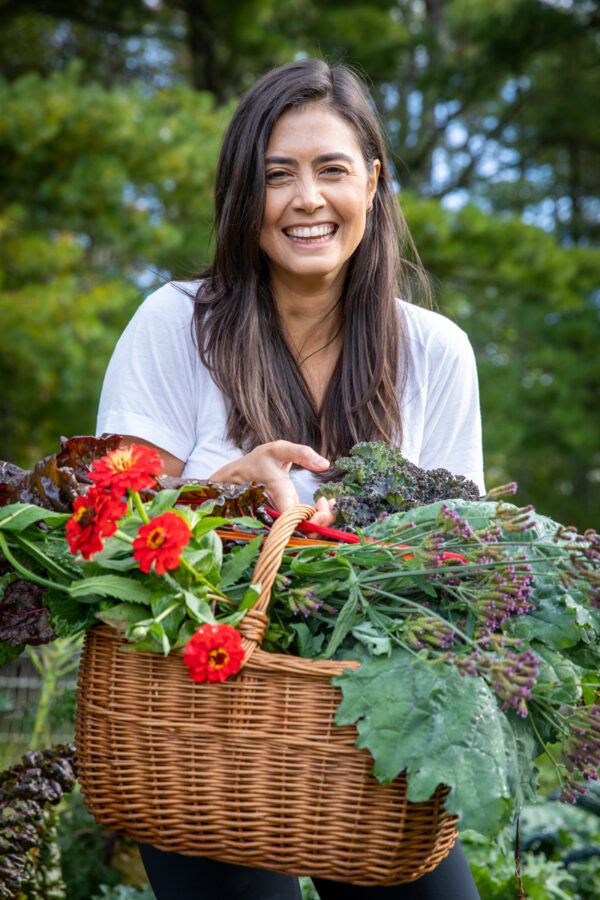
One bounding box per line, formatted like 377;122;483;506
89;444;163;497
132;512;191;574
66;487;127;559
183;623;245;683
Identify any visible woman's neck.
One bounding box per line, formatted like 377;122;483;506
270;274;344;417
270;272;344;363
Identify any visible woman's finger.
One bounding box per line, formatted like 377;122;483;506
266;441;329;472
307;496;336;528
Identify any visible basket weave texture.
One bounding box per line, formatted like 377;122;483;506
75;505;459;886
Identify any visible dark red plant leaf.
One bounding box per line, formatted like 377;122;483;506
0;434;270;520
0;580;56;646
158;477;270;519
55;433;123;479
0;434;123;512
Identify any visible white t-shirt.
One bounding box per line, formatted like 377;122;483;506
96;282;485;501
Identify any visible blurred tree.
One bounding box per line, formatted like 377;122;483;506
0;68;230;463
1;0;598;244
0;1;163;86
0;0;293;98
299;0;600;245
403;193;600;526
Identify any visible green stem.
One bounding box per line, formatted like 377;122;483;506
528;709;562;772
179;556;228;599
533;701;571;736
155;602;180;623
0;533;69;592
130;490;150;525
370;584;478;651
27;636;82;748
387;633;422;659
114;528;134;544
13;533;76;581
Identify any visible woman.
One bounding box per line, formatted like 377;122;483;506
97;58;482;899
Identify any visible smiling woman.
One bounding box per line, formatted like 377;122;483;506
95;58;483;899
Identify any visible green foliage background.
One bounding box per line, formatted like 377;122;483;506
0;0;598;529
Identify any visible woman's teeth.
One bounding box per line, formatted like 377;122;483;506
284;224;336;242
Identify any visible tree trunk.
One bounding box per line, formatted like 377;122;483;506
179;0;227;101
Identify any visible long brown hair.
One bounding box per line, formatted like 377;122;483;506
191;58;429;461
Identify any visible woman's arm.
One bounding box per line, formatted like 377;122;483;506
109;434;186;478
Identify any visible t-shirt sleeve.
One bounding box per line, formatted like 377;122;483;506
418;326;485;493
96;283;198;462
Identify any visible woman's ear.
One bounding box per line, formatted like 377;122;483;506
367;159;381;211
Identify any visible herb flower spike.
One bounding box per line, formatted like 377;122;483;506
183;623;245;683
65;487;127;559
133;512;192;574
562;705;600;796
89;443;163;497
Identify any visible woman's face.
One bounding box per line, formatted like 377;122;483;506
259;102;380;290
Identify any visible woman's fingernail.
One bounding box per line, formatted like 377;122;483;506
311;455;329;467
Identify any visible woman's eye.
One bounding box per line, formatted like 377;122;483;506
266;170;289;182
321;166;347;177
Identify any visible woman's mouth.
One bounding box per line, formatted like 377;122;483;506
283;224;337;245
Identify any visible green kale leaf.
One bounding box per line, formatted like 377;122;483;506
333;648;530;835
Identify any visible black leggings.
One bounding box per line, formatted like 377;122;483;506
139;841;480;900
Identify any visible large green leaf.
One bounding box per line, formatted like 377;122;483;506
69;575;152;605
334;650;519;835
0;503;70;532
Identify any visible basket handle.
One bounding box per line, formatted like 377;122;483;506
238;504;315;664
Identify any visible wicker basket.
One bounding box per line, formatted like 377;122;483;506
75;504;458;886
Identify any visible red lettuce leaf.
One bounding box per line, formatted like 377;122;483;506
0;579;56;646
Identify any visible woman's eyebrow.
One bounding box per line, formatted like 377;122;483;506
265;152;355;165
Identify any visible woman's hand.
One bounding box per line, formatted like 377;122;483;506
209;441;336;526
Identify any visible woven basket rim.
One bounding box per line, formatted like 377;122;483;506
93;622;361;677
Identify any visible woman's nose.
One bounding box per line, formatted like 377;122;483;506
293;177;325;212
